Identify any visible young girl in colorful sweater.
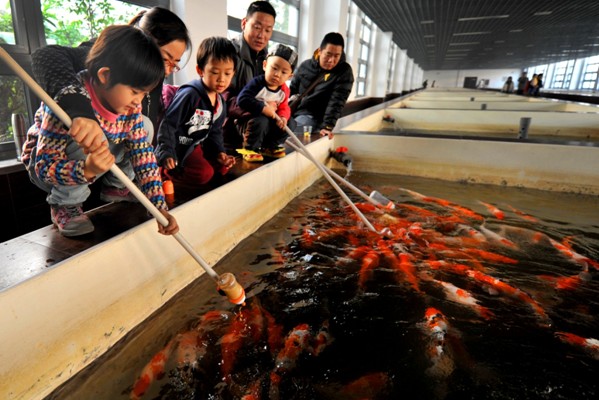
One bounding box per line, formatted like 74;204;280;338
26;25;179;237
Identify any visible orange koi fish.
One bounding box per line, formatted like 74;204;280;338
505;204;539;223
311;320;334;356
478;225;518;248
549;237;599;271
338;372;391;399
358;250;380;289
555;332;599;360
538;270;591;290
131;340;175;400
465;269;549;324
433;279;494;320
461;248;519;265
421;307;455;378
274;323;313;373
402;188;483;221
478;201;505;220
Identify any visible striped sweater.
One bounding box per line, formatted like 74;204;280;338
33;72;167;210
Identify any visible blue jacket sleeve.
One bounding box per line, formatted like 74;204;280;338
155;86;199;165
237;76;267;117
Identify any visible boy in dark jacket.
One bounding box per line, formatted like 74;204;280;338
156;37;238;187
236;44;298;162
290;32;354;139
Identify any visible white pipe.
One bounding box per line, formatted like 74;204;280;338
0;46;224;283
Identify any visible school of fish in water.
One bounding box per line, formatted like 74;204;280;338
127;182;599;400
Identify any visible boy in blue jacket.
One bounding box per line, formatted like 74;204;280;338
156;37;237;187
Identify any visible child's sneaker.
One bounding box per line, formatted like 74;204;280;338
100;186;138;203
262;147;286;159
242;150;264;162
51;204;94;237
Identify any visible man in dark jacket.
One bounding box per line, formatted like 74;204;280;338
223;1;276;149
289;32;354;139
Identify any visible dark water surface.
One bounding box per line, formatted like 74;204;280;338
48;172;599;400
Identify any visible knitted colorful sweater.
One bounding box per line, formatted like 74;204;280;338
33;71;167;210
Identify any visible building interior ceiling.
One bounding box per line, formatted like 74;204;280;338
351;0;599;70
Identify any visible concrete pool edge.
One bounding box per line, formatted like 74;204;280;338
0;139;329;400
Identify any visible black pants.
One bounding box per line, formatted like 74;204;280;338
244;115;290;151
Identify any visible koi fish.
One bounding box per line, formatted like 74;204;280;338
461;248;519;265
402;189;483;221
478;224;518;248
538;271;591;290
505;204;539;223
358;249;380;289
274;323;313;373
433;279;493;320
311;320;334;356
555;332;599;360
338;372;391;399
549;237;599;271
478;201;505;220
421;307;455;378
131;340;175;399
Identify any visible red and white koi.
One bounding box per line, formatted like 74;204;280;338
478;201;505;220
478;224;518;249
549;237;599;271
555;331;599;360
433;279;493;320
420;307;455;378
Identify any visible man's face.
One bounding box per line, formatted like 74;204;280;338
241;11;275;52
318;44;343;71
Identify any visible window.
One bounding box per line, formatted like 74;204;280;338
0;1;16;45
0;0;163;163
227;0;299;50
355;13;372;97
386;43;397;93
549;59;574;90
580;55;599;90
40;0;145;47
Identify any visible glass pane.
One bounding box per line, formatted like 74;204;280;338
227;0;252;19
272;0;298;36
40;0;145;46
0;75;29;144
357;81;365;96
358;62;366;78
0;1;16;44
360;44;369;60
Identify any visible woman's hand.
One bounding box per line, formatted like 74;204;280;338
163;157;177;170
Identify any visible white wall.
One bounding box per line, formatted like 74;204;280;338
424;68;521;89
172;0;228;85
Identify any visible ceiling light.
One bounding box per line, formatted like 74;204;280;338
424;35;434;38
447;48;471;52
449;42;479;46
420;20;434;24
533;11;552;16
509;29;523;33
494;40;505;43
453;31;491;36
458;15;509;22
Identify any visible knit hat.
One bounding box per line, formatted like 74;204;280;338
268;44;298;71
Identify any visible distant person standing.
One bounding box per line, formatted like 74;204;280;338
502;76;514;93
289;32;354;139
527;74;538;95
422;79;428;88
532;73;544;96
516;72;528;95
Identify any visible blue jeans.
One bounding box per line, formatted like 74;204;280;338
27;137;134;206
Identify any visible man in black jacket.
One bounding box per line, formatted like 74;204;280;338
289;33;354;139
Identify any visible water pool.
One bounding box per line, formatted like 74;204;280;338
47;172;599;400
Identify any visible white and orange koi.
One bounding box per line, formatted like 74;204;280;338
131;340;175;400
433;279;493;320
549;237;599;271
420;307;455;378
358;249;380;289
273;323;313;373
505;204;539;223
478;201;505;220
478;224;518;248
555;331;599;360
